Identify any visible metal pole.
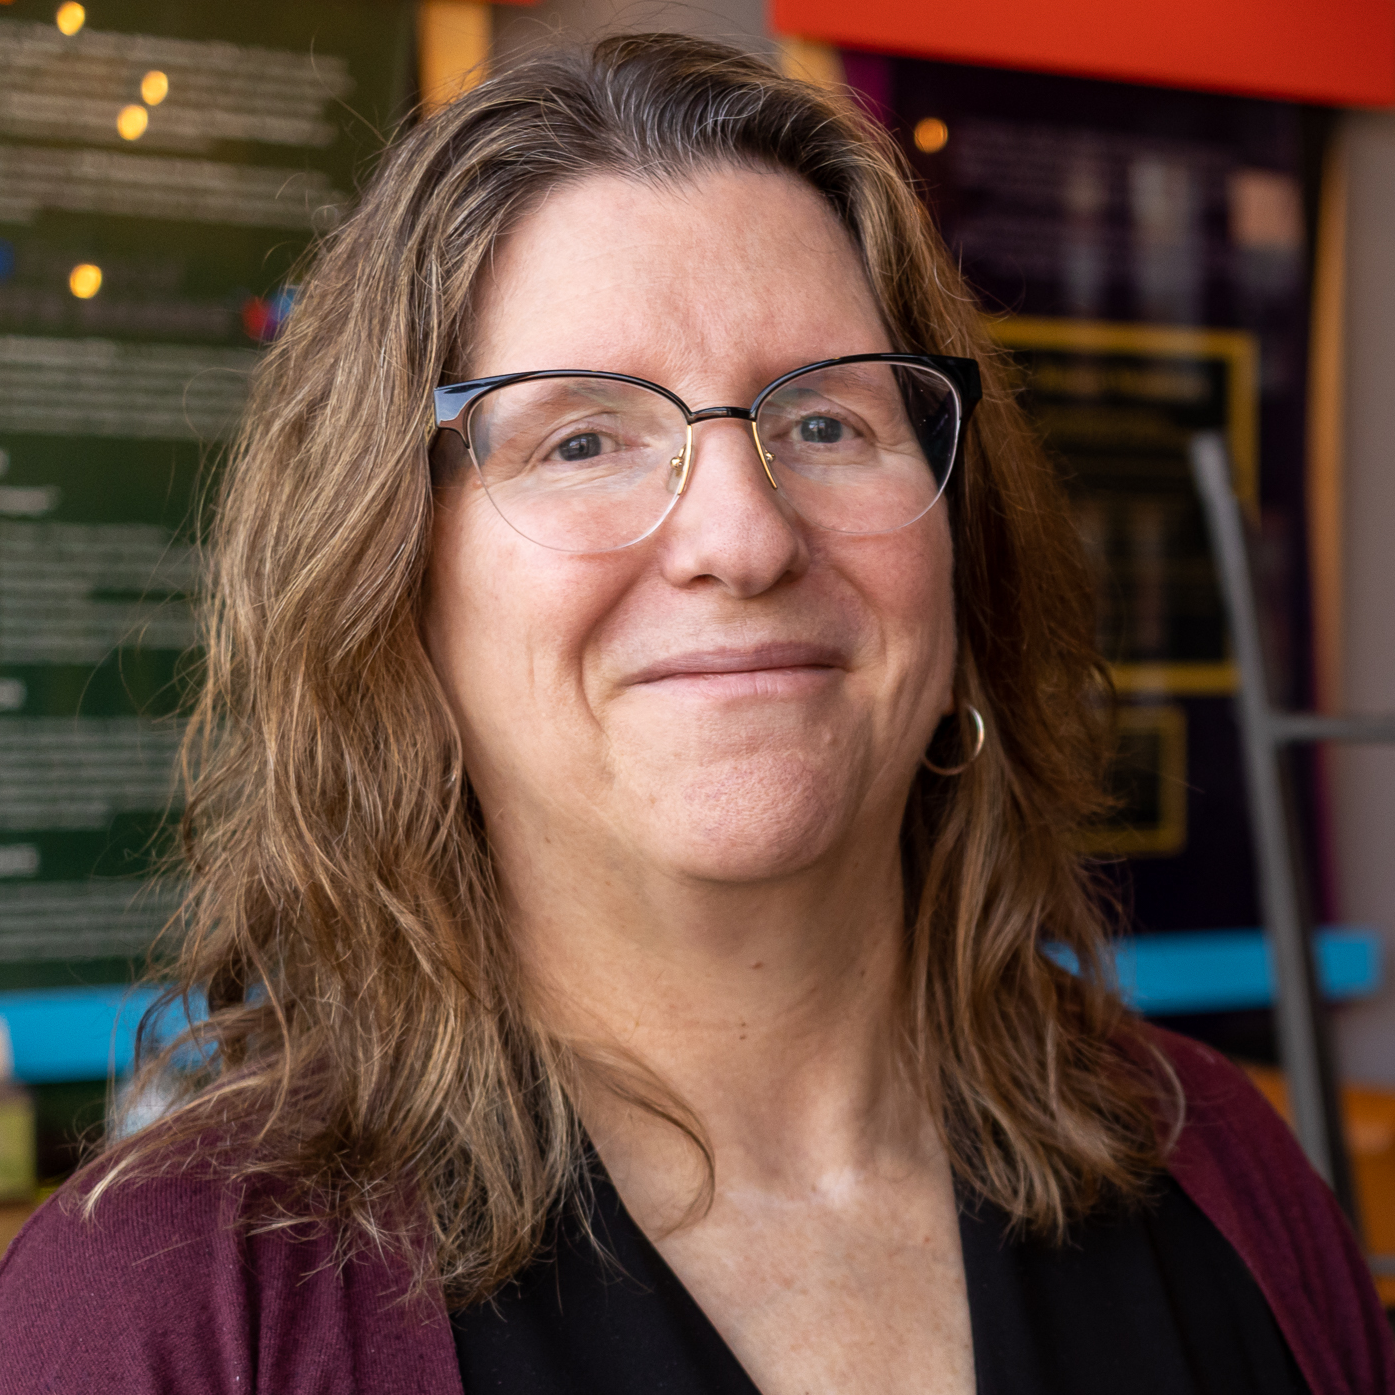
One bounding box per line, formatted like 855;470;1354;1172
1191;434;1356;1216
1269;713;1395;744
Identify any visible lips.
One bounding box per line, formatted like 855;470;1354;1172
624;641;846;686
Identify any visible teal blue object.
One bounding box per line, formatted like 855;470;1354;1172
1046;927;1382;1015
0;984;193;1085
0;929;1383;1083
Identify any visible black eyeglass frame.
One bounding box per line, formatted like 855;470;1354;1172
433;351;982;484
430;353;982;551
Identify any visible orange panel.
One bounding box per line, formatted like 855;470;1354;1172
771;0;1395;107
1245;1066;1395;1304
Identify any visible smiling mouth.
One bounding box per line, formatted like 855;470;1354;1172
626;642;846;686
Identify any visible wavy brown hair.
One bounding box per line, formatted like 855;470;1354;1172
93;33;1175;1301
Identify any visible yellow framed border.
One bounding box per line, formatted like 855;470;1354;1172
989;316;1258;697
987;316;1259;508
1112;662;1238;698
1078;703;1189;858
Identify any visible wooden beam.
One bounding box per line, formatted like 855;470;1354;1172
418;0;491;114
1308;133;1350;714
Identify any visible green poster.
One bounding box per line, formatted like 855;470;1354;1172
0;0;415;987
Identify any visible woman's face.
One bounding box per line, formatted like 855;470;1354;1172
425;167;957;893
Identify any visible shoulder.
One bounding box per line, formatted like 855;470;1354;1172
1149;1024;1335;1213
0;1155;261;1394
0;1144;457;1395
1150;1024;1298;1152
1148;1025;1395;1395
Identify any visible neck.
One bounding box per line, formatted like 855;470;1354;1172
504;827;930;1225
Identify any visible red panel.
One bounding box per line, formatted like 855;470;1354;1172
771;0;1395;106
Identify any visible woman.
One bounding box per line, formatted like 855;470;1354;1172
1;33;1389;1395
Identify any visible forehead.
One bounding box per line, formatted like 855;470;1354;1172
467;166;891;390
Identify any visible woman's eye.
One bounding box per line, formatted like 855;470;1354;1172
798;415;844;444
555;432;604;461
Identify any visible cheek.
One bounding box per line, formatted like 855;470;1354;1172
848;511;956;688
424;495;538;775
916;542;957;679
424;498;494;719
423;494;626;772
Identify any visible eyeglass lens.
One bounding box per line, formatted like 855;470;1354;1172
460;362;960;553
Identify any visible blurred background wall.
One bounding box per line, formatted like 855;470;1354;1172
3;0;1395;1266
1331;108;1395;1087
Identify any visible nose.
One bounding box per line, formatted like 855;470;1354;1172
657;417;807;597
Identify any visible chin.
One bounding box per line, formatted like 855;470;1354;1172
623;758;864;885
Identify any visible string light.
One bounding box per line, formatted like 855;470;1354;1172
55;2;84;35
68;263;102;299
116;104;148;140
140;70;168;105
913;117;949;154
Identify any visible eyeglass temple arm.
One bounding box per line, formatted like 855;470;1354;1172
928;355;982;422
434;376;518;434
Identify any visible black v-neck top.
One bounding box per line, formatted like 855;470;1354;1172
451;1165;1309;1395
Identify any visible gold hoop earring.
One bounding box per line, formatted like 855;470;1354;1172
922;704;986;777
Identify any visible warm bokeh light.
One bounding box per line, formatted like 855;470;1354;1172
68;263;102;299
54;2;84;35
116;104;148;141
913;117;950;154
140;70;168;106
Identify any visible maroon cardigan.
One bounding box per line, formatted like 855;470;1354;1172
2;1028;1392;1394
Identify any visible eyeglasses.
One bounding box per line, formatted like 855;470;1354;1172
430;353;981;554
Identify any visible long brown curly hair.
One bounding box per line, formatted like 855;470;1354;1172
91;32;1175;1303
